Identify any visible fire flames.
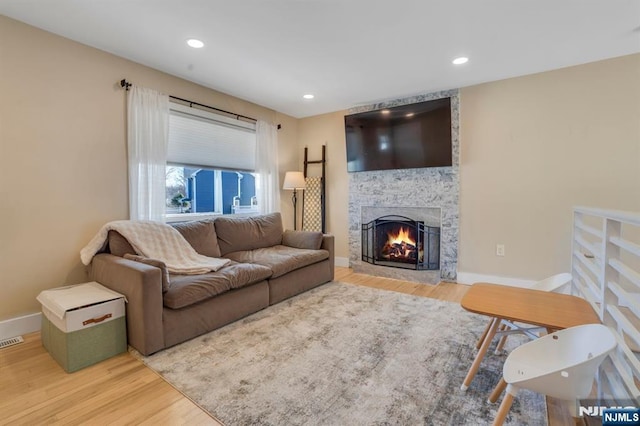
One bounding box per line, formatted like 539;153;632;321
387;227;416;248
381;226;422;262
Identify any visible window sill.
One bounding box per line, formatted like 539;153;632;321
165;213;222;223
165;209;261;223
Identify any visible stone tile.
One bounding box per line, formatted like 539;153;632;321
348;90;459;282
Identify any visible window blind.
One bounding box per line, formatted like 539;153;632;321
168;103;256;171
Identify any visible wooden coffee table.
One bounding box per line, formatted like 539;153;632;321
460;283;600;391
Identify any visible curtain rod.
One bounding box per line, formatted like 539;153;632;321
120;79;258;124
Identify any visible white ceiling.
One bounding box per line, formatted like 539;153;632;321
2;1;639;118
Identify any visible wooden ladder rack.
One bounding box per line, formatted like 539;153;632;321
303;145;326;233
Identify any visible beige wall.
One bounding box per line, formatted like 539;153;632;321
297;111;349;256
298;53;640;281
276;112;301;230
459;53;640;280
0;16;298;321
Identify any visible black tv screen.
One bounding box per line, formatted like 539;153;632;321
345;97;452;172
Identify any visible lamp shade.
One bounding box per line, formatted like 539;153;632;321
283;171;306;190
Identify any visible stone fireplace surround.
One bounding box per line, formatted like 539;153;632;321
348;90;459;284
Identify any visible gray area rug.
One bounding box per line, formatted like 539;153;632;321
138;282;546;425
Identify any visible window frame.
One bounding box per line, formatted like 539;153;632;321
165;103;259;222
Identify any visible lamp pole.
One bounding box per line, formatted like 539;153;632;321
292;189;299;230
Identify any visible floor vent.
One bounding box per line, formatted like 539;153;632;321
0;336;24;349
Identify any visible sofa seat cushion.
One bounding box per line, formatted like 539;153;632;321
225;245;329;279
163;261;272;309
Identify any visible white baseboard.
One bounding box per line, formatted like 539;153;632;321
335;256;350;268
456;272;536;288
0;312;41;341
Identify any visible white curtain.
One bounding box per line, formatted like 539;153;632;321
255;121;280;214
127;86;170;221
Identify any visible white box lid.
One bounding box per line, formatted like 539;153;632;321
37;282;126;321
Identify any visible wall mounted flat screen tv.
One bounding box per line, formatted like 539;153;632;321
345;97;452;172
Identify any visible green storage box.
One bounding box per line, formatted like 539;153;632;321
38;282;127;373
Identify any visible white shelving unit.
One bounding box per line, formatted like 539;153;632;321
571;206;640;402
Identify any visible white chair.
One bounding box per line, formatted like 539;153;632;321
491;324;617;426
475;273;573;353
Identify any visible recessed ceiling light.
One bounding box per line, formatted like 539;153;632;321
452;56;469;65
187;39;204;48
303;94;314;99
406;112;415;118
381;109;391;115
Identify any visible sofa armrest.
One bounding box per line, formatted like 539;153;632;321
321;234;335;281
89;253;164;355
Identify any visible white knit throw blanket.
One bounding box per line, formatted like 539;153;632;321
80;220;230;274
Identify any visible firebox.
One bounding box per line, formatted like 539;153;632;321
361;215;440;270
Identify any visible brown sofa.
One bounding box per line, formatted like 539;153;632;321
89;212;334;355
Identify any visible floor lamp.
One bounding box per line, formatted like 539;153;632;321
283;171;306;230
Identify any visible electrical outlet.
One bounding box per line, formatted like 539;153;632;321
496;244;505;256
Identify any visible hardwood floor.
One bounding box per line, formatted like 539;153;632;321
335;267;469;303
0;267;572;425
0;333;221;425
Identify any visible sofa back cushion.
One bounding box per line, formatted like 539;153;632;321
215;212;283;256
171;219;221;258
282;230;324;250
107;230;136;257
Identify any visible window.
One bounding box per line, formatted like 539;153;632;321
166;103;259;220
